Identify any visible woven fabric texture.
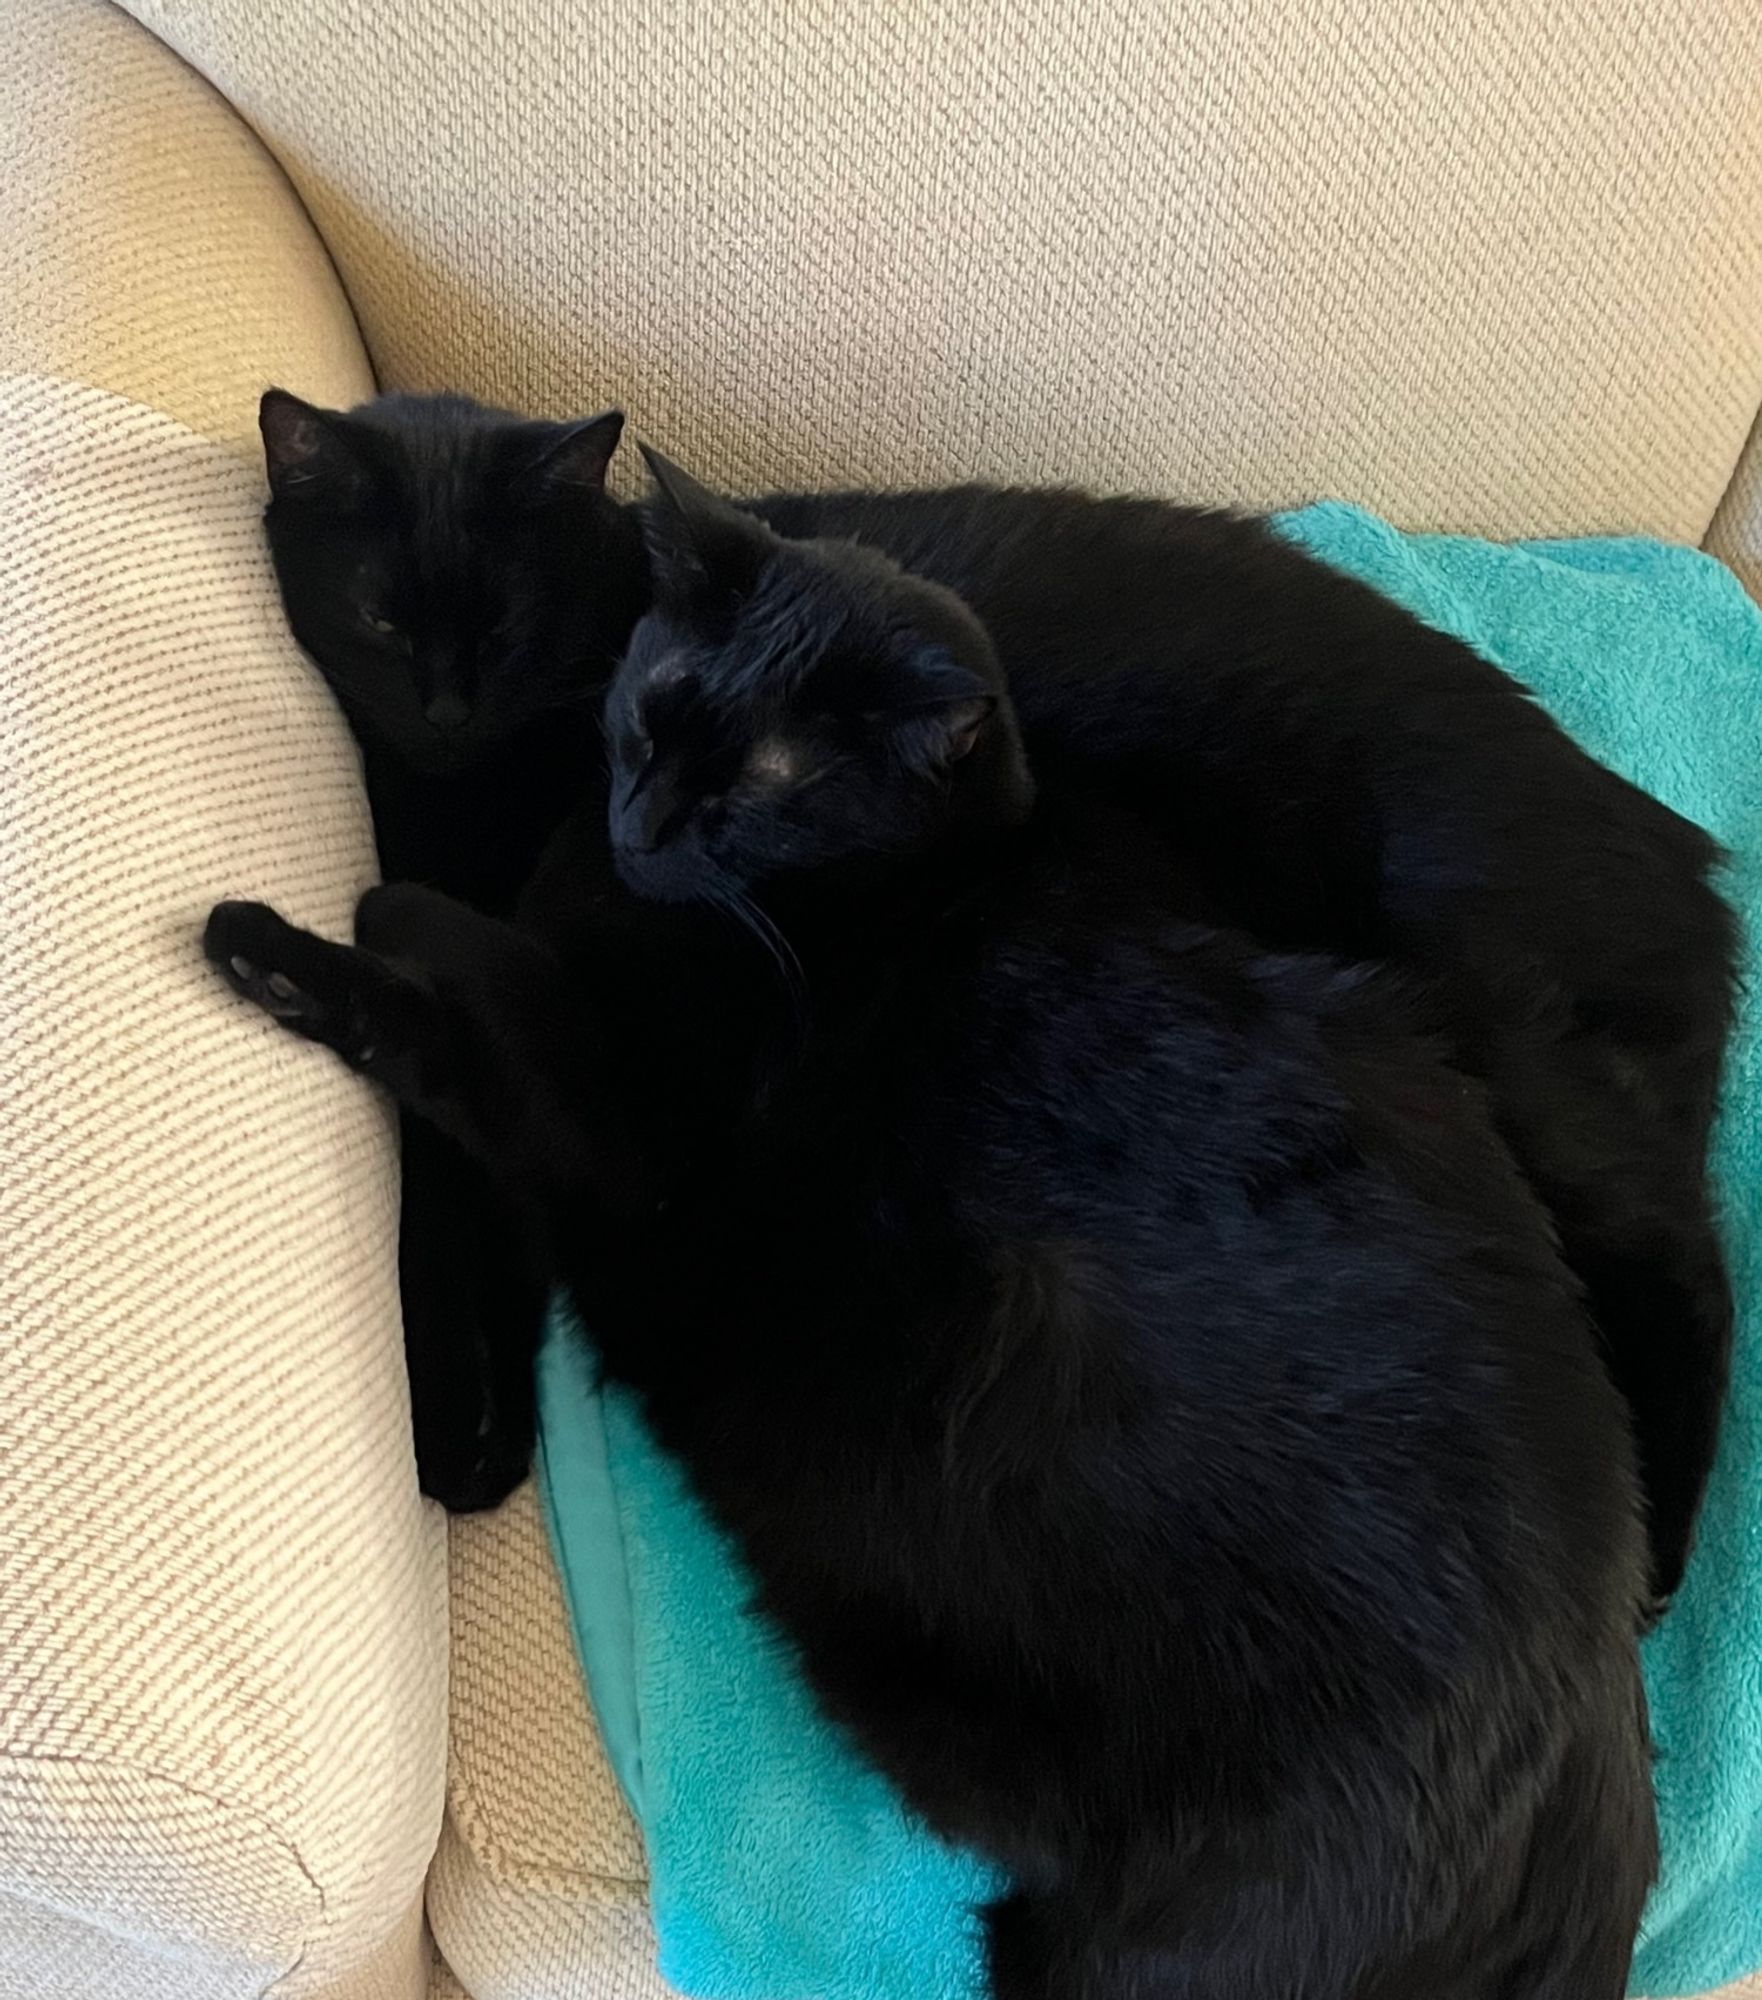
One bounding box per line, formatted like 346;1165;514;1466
2;0;370;458
427;1954;469;2000
0;375;445;1998
427;1486;673;2000
126;0;1762;544
1709;415;1762;602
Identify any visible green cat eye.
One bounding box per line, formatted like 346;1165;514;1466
361;610;399;636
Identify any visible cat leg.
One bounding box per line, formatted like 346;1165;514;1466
207;894;567;1512
1573;1219;1732;1614
203;893;559;1167
1490;1045;1733;1608
397;1113;544;1512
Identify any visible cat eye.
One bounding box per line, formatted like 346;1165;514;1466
360;610;399;637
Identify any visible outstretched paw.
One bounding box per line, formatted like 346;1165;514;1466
204;901;336;1035
204;895;446;1090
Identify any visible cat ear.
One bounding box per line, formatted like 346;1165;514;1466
638;444;771;605
259;390;367;503
515;409;625;499
938;695;996;763
891;653;998;771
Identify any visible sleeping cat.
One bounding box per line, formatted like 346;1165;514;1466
204;453;1658;1996
268;390;1735;1607
748;485;1738;1610
258;388;647;1507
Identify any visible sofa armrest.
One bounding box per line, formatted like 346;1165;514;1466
1;0;370;454
0;5;445;1998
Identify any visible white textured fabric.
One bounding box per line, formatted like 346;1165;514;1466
1;0;371;456
426;1488;673;2000
0;376;444;1998
127;0;1762;543
1708;411;1762;603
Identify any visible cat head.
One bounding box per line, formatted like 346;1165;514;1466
259;389;647;776
603;448;1034;905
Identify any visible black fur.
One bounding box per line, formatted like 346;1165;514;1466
208;464;1659;1994
750;485;1739;1608
259;389;647;1506
265;393;1735;1600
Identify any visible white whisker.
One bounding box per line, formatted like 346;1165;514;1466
705;879;810;1032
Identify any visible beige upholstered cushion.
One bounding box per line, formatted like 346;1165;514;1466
126;0;1762;545
2;0;370;463
8;1;1762;1996
92;2;1762;1995
0;8;454;1993
426;1488;671;2000
0;376;443;1997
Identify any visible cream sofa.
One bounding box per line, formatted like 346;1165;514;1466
3;2;1761;1996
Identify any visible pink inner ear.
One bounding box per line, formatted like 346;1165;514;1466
946;698;991;761
262;398;327;480
281;415;324;464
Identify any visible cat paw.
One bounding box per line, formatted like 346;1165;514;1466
205;901;326;1026
203;899;383;1062
416;1420;532;1513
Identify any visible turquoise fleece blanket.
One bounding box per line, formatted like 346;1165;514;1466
537;503;1761;2000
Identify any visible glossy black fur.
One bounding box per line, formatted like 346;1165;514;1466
207;465;1659;1994
259;389;648;1505
264;394;1735;1594
751;486;1739;1608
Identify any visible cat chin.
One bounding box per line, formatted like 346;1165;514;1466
387;728;490;779
612;844;712;905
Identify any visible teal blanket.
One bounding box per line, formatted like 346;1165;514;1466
538;503;1761;2000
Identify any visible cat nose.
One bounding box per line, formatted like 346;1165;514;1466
424;692;471;732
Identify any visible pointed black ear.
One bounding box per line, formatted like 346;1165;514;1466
259;389;367;502
638;444;771;605
938;694;996;763
515;409;625;499
890;653;999;772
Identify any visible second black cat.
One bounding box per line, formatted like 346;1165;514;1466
259;387;647;1506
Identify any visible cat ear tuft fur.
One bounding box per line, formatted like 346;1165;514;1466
890;652;998;772
638;444;771;606
517;409;625;497
259;390;366;503
940;695;996;763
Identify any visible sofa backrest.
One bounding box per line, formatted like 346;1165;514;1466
126;0;1762;553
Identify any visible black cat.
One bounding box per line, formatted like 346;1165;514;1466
265;392;1734;1599
206;454;1657;1997
258;388;647;1507
749;486;1738;1610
